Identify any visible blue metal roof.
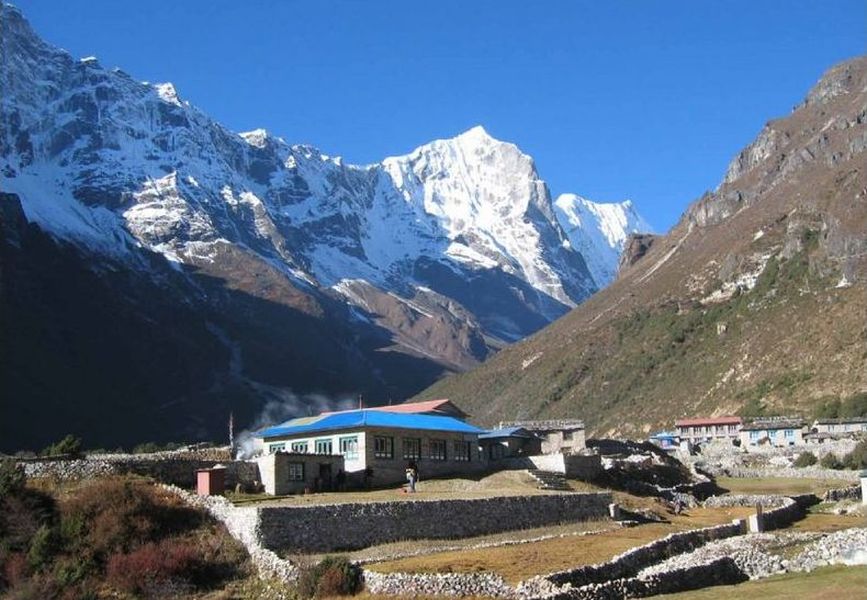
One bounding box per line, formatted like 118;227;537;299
257;409;484;439
479;427;533;440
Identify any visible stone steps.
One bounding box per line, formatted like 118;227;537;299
527;469;572;491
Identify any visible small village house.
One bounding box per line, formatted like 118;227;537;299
648;431;679;450
255;399;485;491
497;419;586;454
812;417;867;436
675;416;742;445
255;452;345;495
479;427;542;461
739;417;806;448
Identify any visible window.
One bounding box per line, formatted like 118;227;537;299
429;439;446;461
749;431;759;442
268;443;286;453
288;462;304;481
315;439;332;455
563;431;573;441
374;436;394;459
785;429;794;439
403;437;421;460
454;440;472;462
291;441;308;453
339;436;359;460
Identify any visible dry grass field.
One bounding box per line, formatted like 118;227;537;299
366;505;756;584
715;476;853;497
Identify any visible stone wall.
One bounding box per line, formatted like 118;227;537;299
363;571;514;598
20;455;261;489
163;485;299;582
532;522;742;590
823;483;862;502
258;492;612;553
702;494;809;532
542;557;747;600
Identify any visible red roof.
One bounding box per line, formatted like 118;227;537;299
323;399;468;419
675;416;742;427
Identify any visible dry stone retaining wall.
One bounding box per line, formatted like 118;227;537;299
823;483;862;502
163;485;300;582
530;522;742;591
20;455;260;488
258;493;612;553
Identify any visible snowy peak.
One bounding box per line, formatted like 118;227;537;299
0;2;651;349
554;194;653;287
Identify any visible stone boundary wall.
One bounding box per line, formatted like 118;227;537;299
705;465;860;481
258;493;612;553
543;557;747;600
823;483;862;502
162;485;299;582
531;522;742;591
702;494;811;531
363;571;515;598
20;456;260;488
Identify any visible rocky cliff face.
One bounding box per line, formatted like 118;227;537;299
0;3;651;449
419;56;867;434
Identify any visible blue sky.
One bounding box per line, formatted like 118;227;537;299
13;0;866;230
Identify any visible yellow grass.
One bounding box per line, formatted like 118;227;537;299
715;476;852;496
366;506;755;584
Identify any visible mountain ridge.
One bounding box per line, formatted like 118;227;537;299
0;2;650;449
416;55;867;435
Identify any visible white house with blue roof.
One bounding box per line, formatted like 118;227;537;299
255;400;486;489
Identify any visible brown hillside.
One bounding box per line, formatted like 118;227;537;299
417;56;867;436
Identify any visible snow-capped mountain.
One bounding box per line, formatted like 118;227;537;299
554;195;653;287
0;2;651;448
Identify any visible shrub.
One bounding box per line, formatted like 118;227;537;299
296;556;361;598
793;451;817;467
60;478;201;557
40;435;82;458
843;440;867;470
841;392;867;418
27;525;60;570
0;461;26;499
819;453;843;470
1;552;29;589
105;539;199;593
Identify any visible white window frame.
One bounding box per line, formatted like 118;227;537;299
339;436;359;460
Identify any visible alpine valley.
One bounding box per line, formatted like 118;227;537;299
419;56;867;436
0;4;650;450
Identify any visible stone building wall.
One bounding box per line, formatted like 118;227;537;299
257;492;612;553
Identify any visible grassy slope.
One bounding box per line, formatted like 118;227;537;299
415;58;867;436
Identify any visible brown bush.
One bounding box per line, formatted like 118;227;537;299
105;538;199;592
1;552;29;589
59;478;201;557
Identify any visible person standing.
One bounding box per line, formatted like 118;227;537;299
405;461;418;493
